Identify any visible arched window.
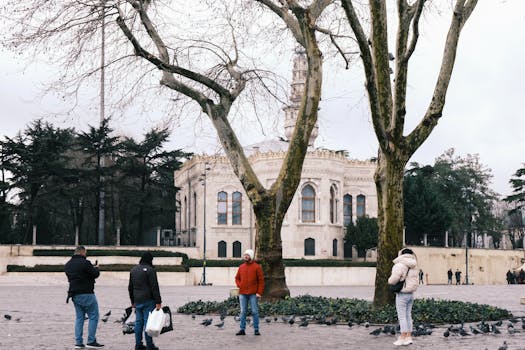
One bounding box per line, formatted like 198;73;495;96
357;194;366;218
232;191;242;225
218;240;227;257
184;196;188;230
330;185;337;224
304;238;315;256
332;239;338;257
343;194;352;225
217;191;227;225
193;192;197;227
301;185;316;223
232;241;242;258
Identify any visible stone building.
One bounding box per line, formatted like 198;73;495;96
174;50;377;259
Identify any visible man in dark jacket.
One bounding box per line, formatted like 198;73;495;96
129;252;162;350
64;246;104;349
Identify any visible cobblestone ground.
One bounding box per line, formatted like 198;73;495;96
0;275;524;350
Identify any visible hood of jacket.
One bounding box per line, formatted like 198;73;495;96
393;253;417;269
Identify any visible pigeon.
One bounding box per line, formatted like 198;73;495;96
201;318;213;326
364;321;370;328
220;314;226;321
470;326;481;335
215;321;224;328
492;325;501;334
388;53;395;61
4;314;11;320
104;310;111;317
443;330;450;337
498;341;508;350
101;315;110;323
369;328;382;336
347;321;353;328
234;316;240;322
298;320;309;327
265;317;272;323
191;314;196;320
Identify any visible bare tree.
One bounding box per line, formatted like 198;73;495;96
3;0;335;299
340;0;478;306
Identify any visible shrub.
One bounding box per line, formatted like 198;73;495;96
177;295;512;324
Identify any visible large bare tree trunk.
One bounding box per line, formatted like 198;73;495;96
373;151;407;306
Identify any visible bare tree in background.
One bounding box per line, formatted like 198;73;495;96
340;0;478;306
3;0;336;299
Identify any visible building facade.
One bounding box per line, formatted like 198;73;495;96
174;50;377;259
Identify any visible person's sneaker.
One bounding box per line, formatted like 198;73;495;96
86;342;104;348
235;329;246;336
75;345;85;349
135;344;147;350
403;337;413;345
254;330;261;336
393;338;405;346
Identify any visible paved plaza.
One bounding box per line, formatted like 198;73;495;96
0;275;524;350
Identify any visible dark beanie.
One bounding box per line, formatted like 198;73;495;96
140;252;154;265
401;248;414;255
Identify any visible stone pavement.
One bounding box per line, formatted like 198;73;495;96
0;274;524;350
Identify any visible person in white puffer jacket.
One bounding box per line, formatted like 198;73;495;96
388;248;419;346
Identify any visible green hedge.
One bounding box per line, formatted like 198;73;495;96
7;264;187;273
33;249;188;259
177;295;512;324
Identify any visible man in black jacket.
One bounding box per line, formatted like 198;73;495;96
129;252;162;350
64;246;104;349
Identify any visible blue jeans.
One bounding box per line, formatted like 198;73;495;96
395;292;414;333
135;300;156;346
239;294;259;331
72;294;99;345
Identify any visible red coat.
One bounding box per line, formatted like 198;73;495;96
235;261;264;295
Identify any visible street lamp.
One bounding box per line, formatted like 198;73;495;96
199;162;210;286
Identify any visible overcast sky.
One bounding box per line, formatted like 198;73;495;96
1;1;524;197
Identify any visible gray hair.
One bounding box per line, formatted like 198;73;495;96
74;246;86;254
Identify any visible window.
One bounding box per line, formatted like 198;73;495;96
193;192;197;227
343;194;352;225
304;238;315;256
330;185;337;224
217;191;227;225
301;185;316;223
232;192;242;225
357;194;366;218
218;240;227;257
332;239;338;257
184;196;188;230
232;241;241;258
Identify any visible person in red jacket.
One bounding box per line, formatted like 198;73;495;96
235;249;264;336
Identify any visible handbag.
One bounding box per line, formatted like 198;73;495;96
146;308;165;337
389;267;410;293
160;306;173;334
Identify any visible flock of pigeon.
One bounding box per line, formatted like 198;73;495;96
3;310;522;349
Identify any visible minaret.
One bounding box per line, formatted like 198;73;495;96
283;47;319;147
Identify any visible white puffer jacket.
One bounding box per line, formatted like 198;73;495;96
387;253;419;293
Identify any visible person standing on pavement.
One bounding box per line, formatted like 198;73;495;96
418;269;424;285
235;249;264;336
447;269;453;285
455;269;462;285
388;248;419;347
129;252;162;350
64;245;104;349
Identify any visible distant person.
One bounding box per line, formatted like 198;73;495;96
418;269;424;285
64;245;104;349
455;269;462;285
235;249;264;336
388;248;419;346
519;269;525;284
447;269;453;285
506;270;514;284
129;252;162;350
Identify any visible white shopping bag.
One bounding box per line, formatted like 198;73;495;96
145;308;165;337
